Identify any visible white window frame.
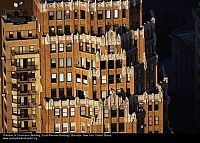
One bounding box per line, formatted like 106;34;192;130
59;43;64;52
70;107;75;117
62;108;68;117
66;57;72;67
59;73;64;82
59;58;64;68
62;123;68;133
113;9;118;19
67;72;72;82
106;10;111;19
70;122;76;132
54;108;60;116
101;75;106;84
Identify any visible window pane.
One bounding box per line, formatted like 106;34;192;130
67;72;72;82
57;11;62;20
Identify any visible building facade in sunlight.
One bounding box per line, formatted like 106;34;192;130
0;0;165;133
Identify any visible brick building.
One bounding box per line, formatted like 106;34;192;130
0;0;165;133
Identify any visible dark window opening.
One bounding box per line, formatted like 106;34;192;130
108;60;114;69
100;61;106;69
59;88;65;98
80;26;85;34
111;109;117;117
76;90;84;99
116;74;122;83
97;11;103;20
116;60;122;68
51;88;57;98
119;123;124;132
119;109;124;117
122;9;126;18
81;10;85;19
108;75;114;84
65;25;70;35
67;88;72;96
111;123;117;132
155;102;159;111
74;10;78;19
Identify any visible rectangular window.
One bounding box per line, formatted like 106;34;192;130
155;102;159;111
119;123;124;132
76;74;81;83
108;45;114;54
101;75;106;84
104;109;109;118
48;11;54;20
149;116;152;126
57;11;62;20
70;107;75;117
54;123;60;133
54;108;60;116
59;73;64;82
113;10;118;19
67;88;72;96
111;123;117;132
50;44;56;53
155;116;159;125
67;72;72;82
116;60;122;68
90;11;94;20
98;27;103;35
108;75;114;84
89;107;93;116
70;122;76;132
122;9;126;18
108;60;114;69
66;58;72;67
51;59;56;68
83;75;87;84
100;61;106;69
97;11;103;20
106;10;111;19
59;88;65;97
57;26;63;36
80;26;85;34
62;108;67;117
29;45;34;52
101;90;107;98
81;122;85;132
51;88;57;98
80;106;86;116
116;74;122;83
9;31;14;38
93;77;96;85
66;43;72;52
51;73;57;83
119;109;124;117
28;31;32;37
58;43;64;52
148;102;152;111
59;58;64;68
111;108;117;117
49;26;55;36
65;10;70;19
74;10;78;19
86;43;90;52
62;123;68;133
81;10;85;19
65;25;70;35
126;74;130;82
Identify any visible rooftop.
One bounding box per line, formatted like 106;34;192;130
1;10;33;25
